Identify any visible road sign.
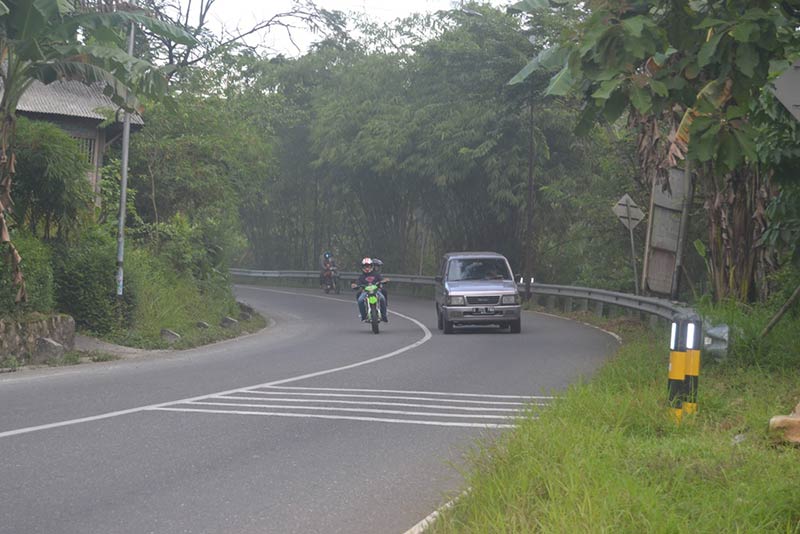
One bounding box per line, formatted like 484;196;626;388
613;194;645;230
773;60;800;123
613;193;645;295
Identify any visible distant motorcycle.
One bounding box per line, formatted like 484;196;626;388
322;266;340;294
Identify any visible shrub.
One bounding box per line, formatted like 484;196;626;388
12;117;92;240
0;232;54;315
52;227;133;333
110;248;237;347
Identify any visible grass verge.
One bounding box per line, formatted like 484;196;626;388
428;312;800;533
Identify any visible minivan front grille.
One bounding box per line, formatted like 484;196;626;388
466;296;499;305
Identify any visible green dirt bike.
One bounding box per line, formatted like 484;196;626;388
354;281;387;334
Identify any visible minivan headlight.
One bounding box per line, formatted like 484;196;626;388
501;294;520;305
447;295;466;306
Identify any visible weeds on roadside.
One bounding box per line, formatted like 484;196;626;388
429;307;800;534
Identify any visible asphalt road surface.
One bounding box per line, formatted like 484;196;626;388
0;285;618;534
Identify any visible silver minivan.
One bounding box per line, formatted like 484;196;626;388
434;251;522;334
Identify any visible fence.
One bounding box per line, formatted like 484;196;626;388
231;268;694;320
231;268;727;354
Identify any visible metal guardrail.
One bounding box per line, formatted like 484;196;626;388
229;269;693;320
231;268;728;357
525;282;696;321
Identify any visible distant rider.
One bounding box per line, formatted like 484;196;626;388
319;250;336;287
351;257;388;322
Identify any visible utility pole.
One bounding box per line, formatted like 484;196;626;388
115;21;135;297
523;88;535;300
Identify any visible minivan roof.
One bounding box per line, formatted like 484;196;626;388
443;251;507;259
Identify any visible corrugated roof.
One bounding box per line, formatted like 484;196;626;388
13;79;144;125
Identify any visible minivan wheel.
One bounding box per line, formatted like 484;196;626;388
437;308;443;330
509;318;521;334
443;319;454;334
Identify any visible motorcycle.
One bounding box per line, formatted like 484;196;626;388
322;266;340;294
354;281;388;334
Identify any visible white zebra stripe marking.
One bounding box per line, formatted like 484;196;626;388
150;384;551;429
212;396;527;411
149;407;518;429
234;390;541;405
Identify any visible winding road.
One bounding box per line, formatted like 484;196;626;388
0;285;618;534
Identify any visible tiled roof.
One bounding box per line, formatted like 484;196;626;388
14;79;144;125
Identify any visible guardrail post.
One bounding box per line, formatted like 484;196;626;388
668;316;688;423
546;295;556;311
563;296;573;313
593;300;604;317
683;316;702;416
577;298;589;312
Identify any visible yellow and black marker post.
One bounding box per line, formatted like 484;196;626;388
682;317;702;416
667;317;687;423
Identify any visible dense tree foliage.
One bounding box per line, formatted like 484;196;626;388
512;0;800;302
0;0;195;303
13;0;800;322
191;4;641;288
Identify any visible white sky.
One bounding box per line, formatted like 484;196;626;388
204;0;465;55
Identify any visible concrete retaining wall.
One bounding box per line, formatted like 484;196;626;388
0;314;75;362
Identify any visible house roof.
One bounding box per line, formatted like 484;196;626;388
15;79;144;125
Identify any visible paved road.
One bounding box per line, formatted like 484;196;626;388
0;285;618;534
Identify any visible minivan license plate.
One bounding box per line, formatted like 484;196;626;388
473;307;495;314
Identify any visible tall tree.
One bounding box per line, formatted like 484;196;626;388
512;0;800;302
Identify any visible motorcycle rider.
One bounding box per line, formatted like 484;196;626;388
351;257;388;322
372;258;388;305
319;250;337;287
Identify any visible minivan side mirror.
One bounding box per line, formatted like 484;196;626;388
434;275;443;283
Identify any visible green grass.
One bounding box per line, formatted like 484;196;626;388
428;314;800;534
94;251;267;350
0;356;19;370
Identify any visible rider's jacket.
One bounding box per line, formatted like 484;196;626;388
355;272;385;287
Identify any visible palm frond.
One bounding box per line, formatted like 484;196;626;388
63;11;198;46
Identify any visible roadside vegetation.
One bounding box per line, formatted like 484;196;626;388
428;293;800;533
0;0;797;527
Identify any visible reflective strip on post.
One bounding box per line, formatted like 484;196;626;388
668;318;687;422
683;317;702;415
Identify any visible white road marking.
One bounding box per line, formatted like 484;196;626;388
259;385;554;400
234;390;539;405
183;400;518;419
404;492;466;534
149;407;517;429
0;287;552;436
148;385;551;428
213;396;527;411
0;289;432;439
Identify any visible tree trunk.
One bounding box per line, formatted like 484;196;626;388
704;165;770;303
0;112;26;303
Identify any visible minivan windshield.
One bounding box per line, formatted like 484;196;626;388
446;258;512;282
